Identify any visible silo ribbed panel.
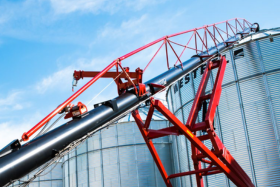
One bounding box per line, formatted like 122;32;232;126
167;28;280;187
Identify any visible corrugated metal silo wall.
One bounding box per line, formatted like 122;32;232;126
167;33;280;187
62;120;174;187
9;162;63;187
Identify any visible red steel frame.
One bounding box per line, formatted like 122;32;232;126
21;18;253;141
73;66;144;95
131;56;254;187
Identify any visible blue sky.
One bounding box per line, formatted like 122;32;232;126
0;0;280;148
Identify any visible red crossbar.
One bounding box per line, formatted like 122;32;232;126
131;56;255;187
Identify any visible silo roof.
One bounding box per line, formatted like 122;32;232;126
237;27;280;45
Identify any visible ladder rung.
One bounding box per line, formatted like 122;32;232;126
196;153;207;159
200;94;211;101
168;166;219;179
191;122;207;131
202;170;222;176
201;158;212;164
210;62;220;69
198;134;210;141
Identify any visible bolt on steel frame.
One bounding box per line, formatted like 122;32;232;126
132;56;254;187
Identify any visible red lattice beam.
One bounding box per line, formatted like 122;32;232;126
21;18;253;141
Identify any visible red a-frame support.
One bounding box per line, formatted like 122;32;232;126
131;56;254;187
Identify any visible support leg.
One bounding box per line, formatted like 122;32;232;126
132;110;173;187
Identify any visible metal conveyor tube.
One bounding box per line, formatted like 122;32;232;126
0;26;255;186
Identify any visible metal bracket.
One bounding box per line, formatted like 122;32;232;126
94;99;118;112
0;139;21;158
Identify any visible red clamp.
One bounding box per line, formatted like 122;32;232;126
64;102;88;119
72;66;144;96
138;83;147;97
149;83;166;94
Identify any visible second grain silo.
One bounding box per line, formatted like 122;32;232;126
62;105;173;187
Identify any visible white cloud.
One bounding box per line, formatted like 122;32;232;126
100;15;148;39
0;121;25;148
35;56;113;94
49;0;104;14
97;10;188;49
0;15;8;25
0;111;44;148
35;10;189;95
0;0;47;24
35;66;74;94
94;10;191;79
48;0;162;14
0;91;25;111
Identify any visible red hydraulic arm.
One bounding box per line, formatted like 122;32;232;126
73;67;143;95
21;61;144;141
21;60;118;141
21;18;253;142
131;56;254;187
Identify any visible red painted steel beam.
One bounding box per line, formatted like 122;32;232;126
202;170;222;176
174;31;195;66
165;39;170;69
191;122;207;131
197;134;210;141
167;18;244;38
147;126;181;139
205;58;227;129
144;41;165;72
144;104;154;129
168;166;219;179
187;56;254;186
73;70;138;80
192;145;204;187
132;110;173;187
186;61;211;129
152;100;253;187
220;149;255;187
167;40;183;68
200;158;212;164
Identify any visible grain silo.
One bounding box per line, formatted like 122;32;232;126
167;27;280;187
62;105;174;187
